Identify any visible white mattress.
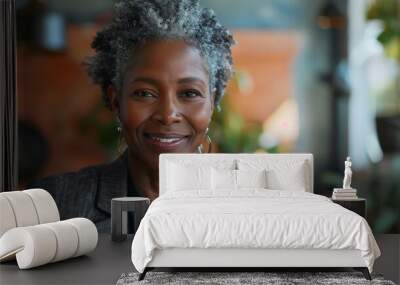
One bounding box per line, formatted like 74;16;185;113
131;190;380;273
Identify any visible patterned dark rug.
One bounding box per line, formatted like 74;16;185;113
116;271;396;285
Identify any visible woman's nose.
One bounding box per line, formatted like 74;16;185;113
152;96;182;125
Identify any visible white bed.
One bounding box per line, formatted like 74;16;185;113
131;154;380;280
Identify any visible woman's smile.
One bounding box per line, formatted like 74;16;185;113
143;132;191;151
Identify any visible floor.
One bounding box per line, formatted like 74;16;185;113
374;234;400;284
0;234;398;284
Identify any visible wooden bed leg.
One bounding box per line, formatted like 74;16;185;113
138;268;148;281
354;267;371;280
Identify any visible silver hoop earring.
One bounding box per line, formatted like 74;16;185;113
206;135;212;153
198;127;210;154
197;134;212;154
116;117;122;132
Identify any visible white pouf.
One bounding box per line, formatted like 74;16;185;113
0;189;98;269
0;218;98;269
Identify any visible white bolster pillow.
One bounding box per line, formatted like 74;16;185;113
24;188;60;224
0;191;40;228
0;189;60;238
0;196;17;237
0;218;98;269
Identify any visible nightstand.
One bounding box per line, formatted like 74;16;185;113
331;198;366;218
111;197;150;242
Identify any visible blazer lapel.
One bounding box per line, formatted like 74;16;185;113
96;150;129;214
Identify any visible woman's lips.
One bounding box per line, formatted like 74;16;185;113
143;133;190;151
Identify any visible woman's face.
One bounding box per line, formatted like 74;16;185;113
109;39;214;169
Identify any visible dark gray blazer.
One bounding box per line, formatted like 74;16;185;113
28;151;139;233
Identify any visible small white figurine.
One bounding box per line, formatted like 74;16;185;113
342;156;352;189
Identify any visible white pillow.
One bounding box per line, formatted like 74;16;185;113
211;168;236;190
236;169;267;189
211;169;268;190
167;162;212;191
266;167;306;191
237;159;308;191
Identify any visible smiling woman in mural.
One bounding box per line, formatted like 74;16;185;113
29;0;235;232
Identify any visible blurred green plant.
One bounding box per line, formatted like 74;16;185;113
368;0;400;61
78;102;119;156
373;77;400;115
209;70;270;153
368;157;400;233
366;0;400;234
368;0;400;114
209;97;265;153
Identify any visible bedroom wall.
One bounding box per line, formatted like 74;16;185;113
15;0;399;233
18;0;339;182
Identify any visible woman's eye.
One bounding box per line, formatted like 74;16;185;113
132;90;155;98
181;90;202;98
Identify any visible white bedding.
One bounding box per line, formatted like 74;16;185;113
131;190;380;273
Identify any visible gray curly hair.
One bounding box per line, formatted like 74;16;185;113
85;0;235;110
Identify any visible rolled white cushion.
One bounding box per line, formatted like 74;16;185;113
0;196;17;237
42;221;79;262
65;218;98;257
0;191;39;227
23;189;60;224
0;226;57;269
0;189;59;239
0;218;98;269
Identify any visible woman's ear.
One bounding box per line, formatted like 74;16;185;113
107;85;119;112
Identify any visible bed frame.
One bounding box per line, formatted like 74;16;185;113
140;248;370;280
138;154;372;281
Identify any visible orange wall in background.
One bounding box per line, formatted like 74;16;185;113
17;24;111;187
227;30;300;123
